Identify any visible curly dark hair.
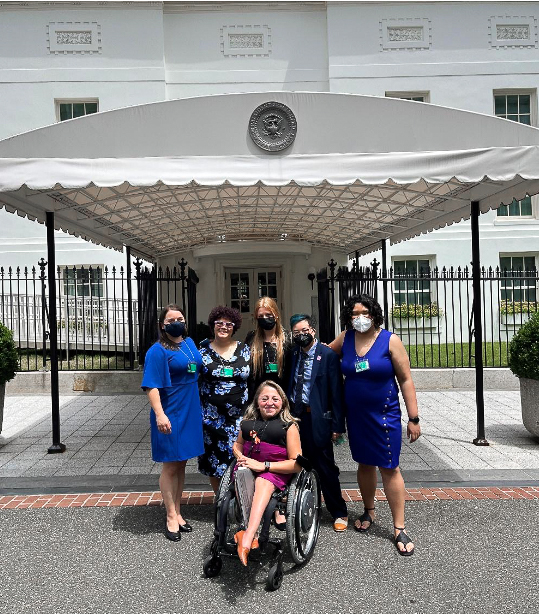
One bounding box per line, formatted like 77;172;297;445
340;294;384;330
207;305;242;335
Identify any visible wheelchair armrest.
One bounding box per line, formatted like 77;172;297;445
295;454;312;472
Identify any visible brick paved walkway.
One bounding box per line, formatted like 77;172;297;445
2;486;539;509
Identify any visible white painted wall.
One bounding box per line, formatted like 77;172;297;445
0;0;538;304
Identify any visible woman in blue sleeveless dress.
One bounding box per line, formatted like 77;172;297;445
142;304;204;542
330;294;421;556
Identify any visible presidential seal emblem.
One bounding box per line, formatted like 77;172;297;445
249;102;297;152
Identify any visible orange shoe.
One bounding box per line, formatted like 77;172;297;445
234;531;250;566
251;537;259;550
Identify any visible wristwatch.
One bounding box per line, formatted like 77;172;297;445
408;416;420;425
265;461;271;471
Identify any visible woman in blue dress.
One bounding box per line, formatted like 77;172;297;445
141;304;204;542
198;306;251;492
330;294;421;556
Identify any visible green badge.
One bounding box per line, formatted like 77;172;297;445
187;362;197;374
265;363;278;374
220;366;234;377
355;359;370;373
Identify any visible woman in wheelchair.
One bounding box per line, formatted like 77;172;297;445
232;381;302;566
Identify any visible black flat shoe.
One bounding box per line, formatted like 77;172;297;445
164;525;181;542
178;522;193;533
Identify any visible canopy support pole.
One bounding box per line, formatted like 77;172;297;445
126;246;135;370
46;211;66;454
381;239;389;330
471;201;489;447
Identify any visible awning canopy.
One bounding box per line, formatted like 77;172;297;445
2;92;539;260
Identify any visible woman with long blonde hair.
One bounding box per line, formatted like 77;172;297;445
245;297;289;403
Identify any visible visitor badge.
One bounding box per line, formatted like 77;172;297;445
187;362;197;374
355;359;370;373
220;366;234;377
265;363;278;374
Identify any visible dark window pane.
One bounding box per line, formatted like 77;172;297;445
494;96;506;116
508;198;520;216
73;103;86;118
231;300;239;311
507;95;519;115
524;256;536;270
520;115;531;125
231;287;238;300
497;204;508;216
394;293;406;305
240;273;249;284
519;95;531;114
230;273;238;285
85;103;98;115
507;114;519;122
500;257;511;271
418;260;430;274
258;285;267;297
393;261;406;275
268;286;277;299
521;196;532;215
268;272;276;284
258;272;266;285
59;104;72;121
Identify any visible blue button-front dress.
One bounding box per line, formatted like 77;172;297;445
341;328;401;469
141;339;205;463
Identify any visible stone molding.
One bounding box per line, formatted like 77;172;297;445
380;18;431;52
221;24;271;57
47;21;101;54
489;15;538;49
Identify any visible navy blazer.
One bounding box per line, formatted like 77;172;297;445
286;341;346;447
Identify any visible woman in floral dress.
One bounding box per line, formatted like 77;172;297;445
198;305;251;492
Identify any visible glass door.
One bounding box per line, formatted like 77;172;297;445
226;267;281;339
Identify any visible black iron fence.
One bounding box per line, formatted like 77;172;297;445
2;258;537;371
318;260;538;368
0;259;199;371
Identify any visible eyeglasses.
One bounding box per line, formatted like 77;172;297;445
214;321;234;329
164;317;185;324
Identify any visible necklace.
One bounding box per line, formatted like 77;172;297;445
212;341;237;378
251;418;270;452
263;341;278;374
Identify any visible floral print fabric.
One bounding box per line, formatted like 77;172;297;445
197;340;251;477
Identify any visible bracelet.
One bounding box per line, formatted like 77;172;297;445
265;461;271;471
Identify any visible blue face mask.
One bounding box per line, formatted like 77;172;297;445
164;321;186;338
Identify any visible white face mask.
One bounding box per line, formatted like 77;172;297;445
352;315;373;333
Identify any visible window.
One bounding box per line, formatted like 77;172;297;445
393;258;432;305
497;195;533;217
500;255;537;302
494;91;534;125
56;99;98;122
63;267;103;298
386;91;430;103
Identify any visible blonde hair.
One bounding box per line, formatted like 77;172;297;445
243;381;299;426
251;297;286;377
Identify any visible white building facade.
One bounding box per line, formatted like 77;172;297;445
1;0;538;328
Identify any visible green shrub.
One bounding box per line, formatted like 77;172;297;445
0;322;18;385
508;312;539;381
391;303;443;319
500;300;539;315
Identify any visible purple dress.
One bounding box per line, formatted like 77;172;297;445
238;416;293;491
341;328;401;469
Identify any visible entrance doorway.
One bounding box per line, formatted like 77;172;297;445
225;267;282;338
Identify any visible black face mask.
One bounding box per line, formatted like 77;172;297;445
293;333;313;348
257;316;276;331
164;321;186;338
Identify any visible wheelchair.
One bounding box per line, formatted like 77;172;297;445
202;457;321;591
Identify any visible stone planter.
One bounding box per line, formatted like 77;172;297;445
520;377;539;438
0;382;5;434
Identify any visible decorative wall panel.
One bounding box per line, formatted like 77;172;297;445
380;18;431;51
489;16;538;49
221;25;271;57
47;22;101;54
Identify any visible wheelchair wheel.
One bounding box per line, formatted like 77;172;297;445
285;469;321;565
266;562;283;591
214;460;240;554
203;555;223;578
